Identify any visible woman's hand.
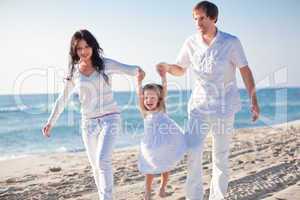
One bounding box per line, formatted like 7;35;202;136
42;123;52;138
137;67;145;82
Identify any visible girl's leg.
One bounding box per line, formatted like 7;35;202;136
144;174;154;200
159;172;169;197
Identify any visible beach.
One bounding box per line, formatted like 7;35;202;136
0;119;299;200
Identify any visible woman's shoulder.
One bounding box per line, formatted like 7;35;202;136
102;57;116;65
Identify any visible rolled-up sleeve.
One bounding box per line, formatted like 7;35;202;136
175;39;192;69
231;37;248;69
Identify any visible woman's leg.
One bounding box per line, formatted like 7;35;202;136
159;172;169;197
144;174;154;200
81;114;120;200
81;119;101;190
95;114;120;200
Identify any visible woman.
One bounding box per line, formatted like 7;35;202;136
42;29;144;200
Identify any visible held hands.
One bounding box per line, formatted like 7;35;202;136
156;62;169;77
42;123;52;138
137;67;145;82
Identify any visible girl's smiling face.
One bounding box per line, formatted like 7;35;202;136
143;89;159;111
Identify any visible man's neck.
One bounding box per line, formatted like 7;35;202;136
201;26;217;45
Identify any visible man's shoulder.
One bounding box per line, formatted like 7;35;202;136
184;34;198;44
219;30;239;42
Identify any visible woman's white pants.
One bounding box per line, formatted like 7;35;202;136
81;113;121;200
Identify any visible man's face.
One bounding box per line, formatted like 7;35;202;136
193;8;216;34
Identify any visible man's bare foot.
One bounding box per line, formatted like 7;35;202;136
159;187;167;198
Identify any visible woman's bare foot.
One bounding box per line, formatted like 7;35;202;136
159;187;167;198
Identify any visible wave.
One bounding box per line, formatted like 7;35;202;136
0;146;86;161
0;101;81;114
0;105;31;113
0;154;30;161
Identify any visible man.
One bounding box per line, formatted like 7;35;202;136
156;1;260;200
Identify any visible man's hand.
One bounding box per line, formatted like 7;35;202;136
251;102;260;122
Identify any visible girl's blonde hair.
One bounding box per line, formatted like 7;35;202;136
142;83;166;114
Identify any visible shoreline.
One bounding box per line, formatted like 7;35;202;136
1;118;299;163
0;118;299;199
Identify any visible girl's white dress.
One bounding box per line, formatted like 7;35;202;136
138;112;187;174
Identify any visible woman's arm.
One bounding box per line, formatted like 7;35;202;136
42;79;75;137
104;58;141;76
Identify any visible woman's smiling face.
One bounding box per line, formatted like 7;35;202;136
76;39;93;62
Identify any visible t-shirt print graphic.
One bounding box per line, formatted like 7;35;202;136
192;50;216;75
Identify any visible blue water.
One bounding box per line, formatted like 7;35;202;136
0;87;299;160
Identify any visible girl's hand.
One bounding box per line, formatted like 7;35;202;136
42;123;52;138
156;62;169;77
160;69;166;79
137;67;145;82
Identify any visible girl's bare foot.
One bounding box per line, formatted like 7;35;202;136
144;190;151;200
159;187;167;198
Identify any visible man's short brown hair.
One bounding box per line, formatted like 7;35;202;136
193;1;219;23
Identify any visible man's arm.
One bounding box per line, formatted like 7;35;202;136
239;66;260;121
156;63;187;77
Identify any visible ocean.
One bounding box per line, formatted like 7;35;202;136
0;87;299;160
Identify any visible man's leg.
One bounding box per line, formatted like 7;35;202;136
208;116;234;200
185;114;210;200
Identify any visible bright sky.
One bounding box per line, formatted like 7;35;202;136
1;0;299;94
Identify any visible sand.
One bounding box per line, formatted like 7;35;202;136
0;120;299;200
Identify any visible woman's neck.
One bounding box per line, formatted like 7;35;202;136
79;60;93;70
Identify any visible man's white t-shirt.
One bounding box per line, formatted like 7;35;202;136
176;30;248;117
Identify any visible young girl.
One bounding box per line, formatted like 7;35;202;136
136;70;186;200
42;29;144;200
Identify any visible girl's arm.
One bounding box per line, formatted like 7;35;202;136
43;78;75;137
161;71;167;98
136;68;146;116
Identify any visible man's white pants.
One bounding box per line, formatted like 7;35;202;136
185;113;235;200
81;113;121;200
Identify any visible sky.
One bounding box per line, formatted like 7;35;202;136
0;0;299;94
